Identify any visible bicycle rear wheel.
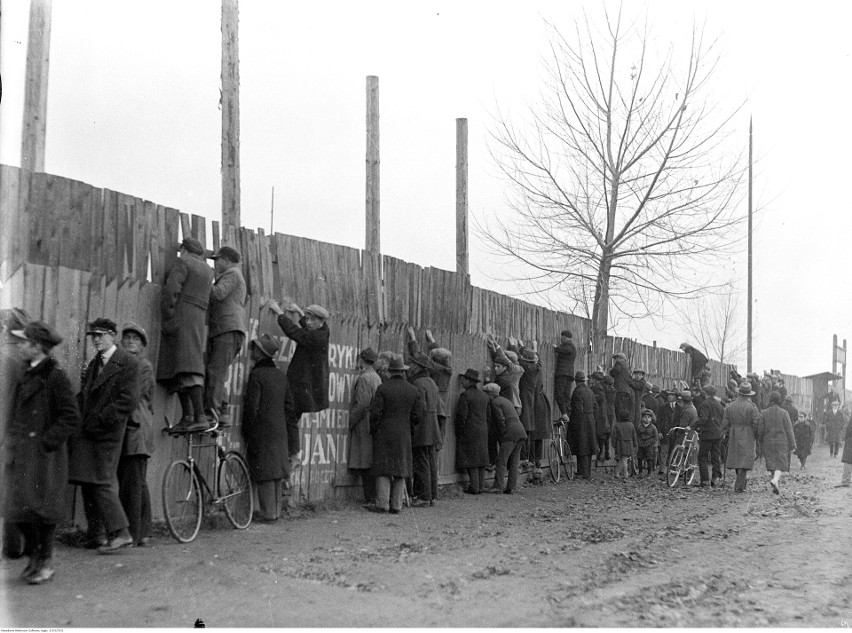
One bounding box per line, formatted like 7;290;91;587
162;460;202;543
666;447;684;488
684;448;698;486
218;452;253;529
547;441;561;483
560;439;575;480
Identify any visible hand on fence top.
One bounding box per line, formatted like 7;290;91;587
287;303;303;316
406;326;416;341
425;329;435;344
264;298;284;316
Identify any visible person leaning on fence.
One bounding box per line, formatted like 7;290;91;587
553;329;577;416
482;382;527;494
679;342;709;388
367;356;423;514
636;409;659;477
3;322;81;584
242;334;293;523
348;347;382;505
69;318;140;553
406;327;453;440
267;300;330;468
157;237;214;433
407;353;441;507
611;410;637;480
693;385;725;488
723;382;760;494
757;391;796;495
117;323;155;547
204;245;247;428
454;368;491;495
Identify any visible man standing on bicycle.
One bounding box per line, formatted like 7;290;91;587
693;385;725;488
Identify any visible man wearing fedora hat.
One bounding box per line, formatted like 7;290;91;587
267;299;331;464
157;237;214;433
4;322;80;584
722;382;761;493
69;318;140;553
407;352;441;507
242;334;292;522
368;356;423;514
348;347;382;504
454;368;491;494
204;245;247;428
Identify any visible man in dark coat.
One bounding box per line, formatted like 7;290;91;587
824;400;846;458
268;301;331;465
679;342;709;388
348;347;382;504
482;383;527;494
693;385;726;487
69;318;140;553
656;390;679;474
569;371;598;478
642;385;661;420
553;329;577;416
406;327;453;440
629;369;648;429
609;352;634;425
118;323;155;547
408;355;441;506
723;382;761;493
454;368;491;494
157;237;214;433
242;334;293;522
780;395;799;433
4;322;80;584
204;246;247;427
368;357;422;513
590;371;611;461
837;418;852;487
517;343;550;468
793;412;814;469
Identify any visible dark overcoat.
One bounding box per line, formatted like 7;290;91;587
695;397;725;441
642;393;660;420
590;381;610;438
370;375;422;478
611;420;638;458
242;358;293;482
3;357;80;523
825;410;846;444
411;375;441;448
723;397;760;469
518;355;541;433
553;341;576;377
568;382;598;457
793;421;814;459
69;346;140;485
842;422;852;464
454;385;491;469
122;357;155;458
489;395;527;443
278;315;330;413
657;402;678;437
157;252;213;382
348;365;381;470
610;358;634;422
757;405;795;472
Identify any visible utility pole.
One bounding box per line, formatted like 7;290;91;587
365;76;380;253
21;0;52;172
221;0;241;234
270;186;275;234
456;118;469;276
747;117;753;374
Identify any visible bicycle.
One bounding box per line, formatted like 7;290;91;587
162;426;254;543
547;418;575;483
666;426;699;487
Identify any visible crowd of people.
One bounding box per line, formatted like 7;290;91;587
2;238;851;585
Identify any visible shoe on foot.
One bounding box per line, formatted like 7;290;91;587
20;558;38;580
503;489;513;494
185;418;211;433
834;482;851;488
770;480;780;495
389;508;401;515
98;534;133;554
27;566;55;585
364;506;387;514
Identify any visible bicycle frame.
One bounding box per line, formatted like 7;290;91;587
176;431;227;504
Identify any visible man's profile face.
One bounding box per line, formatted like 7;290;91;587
91;331;115;353
303;314;323;331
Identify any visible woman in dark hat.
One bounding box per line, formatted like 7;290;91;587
4;322;81;584
757;391;796;494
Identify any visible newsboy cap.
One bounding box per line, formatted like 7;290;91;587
87;318;118;336
11;321;62;350
211;245;241;263
304;304;329;321
121;321;149;347
561;329;572;338
359;347;378;364
180;237;205;256
482;382;501;395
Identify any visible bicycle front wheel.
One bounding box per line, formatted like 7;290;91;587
162;460;202;543
666;447;684;488
548;441;561;483
560;439;575;480
218;452;254;529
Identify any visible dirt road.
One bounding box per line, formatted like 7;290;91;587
3;449;850;628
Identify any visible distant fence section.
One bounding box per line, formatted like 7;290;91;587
1;165;815;520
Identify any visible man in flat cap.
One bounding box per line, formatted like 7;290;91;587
4;322;80;583
553;329;577;416
69;318;140;553
204;245;247;427
266;300;331;466
157;237;214;433
348;347;382;504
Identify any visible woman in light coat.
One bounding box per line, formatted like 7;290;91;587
757;391;796;495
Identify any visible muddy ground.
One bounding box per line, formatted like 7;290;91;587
2;448;850;628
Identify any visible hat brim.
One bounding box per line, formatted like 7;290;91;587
251;339;276;358
121;327;148;346
459;373;481;382
87;328;113;336
9;329;28;341
739;390;756;396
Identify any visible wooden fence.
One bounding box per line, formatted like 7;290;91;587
1;165;788;522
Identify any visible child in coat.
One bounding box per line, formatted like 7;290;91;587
636;409;660;476
611;410;637;479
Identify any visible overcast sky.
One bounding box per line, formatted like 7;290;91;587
1;0;850;378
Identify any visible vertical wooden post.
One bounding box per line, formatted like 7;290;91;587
843;339;848;406
221;0;241;233
21;0;52;172
746;117;753;374
365;76;380;253
456;118;469;276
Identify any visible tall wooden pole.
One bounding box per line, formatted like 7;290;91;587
747;117;753;374
221;0;241;234
456;118;469;276
21;0;52;172
365;76;380;253
270;186;275;234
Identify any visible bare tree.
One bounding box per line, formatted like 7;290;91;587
674;281;746;368
479;6;746;362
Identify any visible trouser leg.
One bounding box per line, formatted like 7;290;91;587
286;409;303;458
83;482;129;535
357;469;376;503
177;390;193;420
709;440;722;481
35;523;56;566
495;441;512;490
412;446;432;501
734;468;748;492
428;447;438;500
506;440;524;492
390;477;405;511
578;455;591;478
697;440;711;483
81;485;105;539
375;476;390;510
204;332;244;413
841;462;852;485
187;385;205;423
256;480;282;520
118;455;146;542
467;467;483;493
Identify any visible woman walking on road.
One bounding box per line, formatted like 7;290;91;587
757;392;796;495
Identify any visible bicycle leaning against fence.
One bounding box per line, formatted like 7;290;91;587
547;416;575;483
666;426;699;487
162;425;254;543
